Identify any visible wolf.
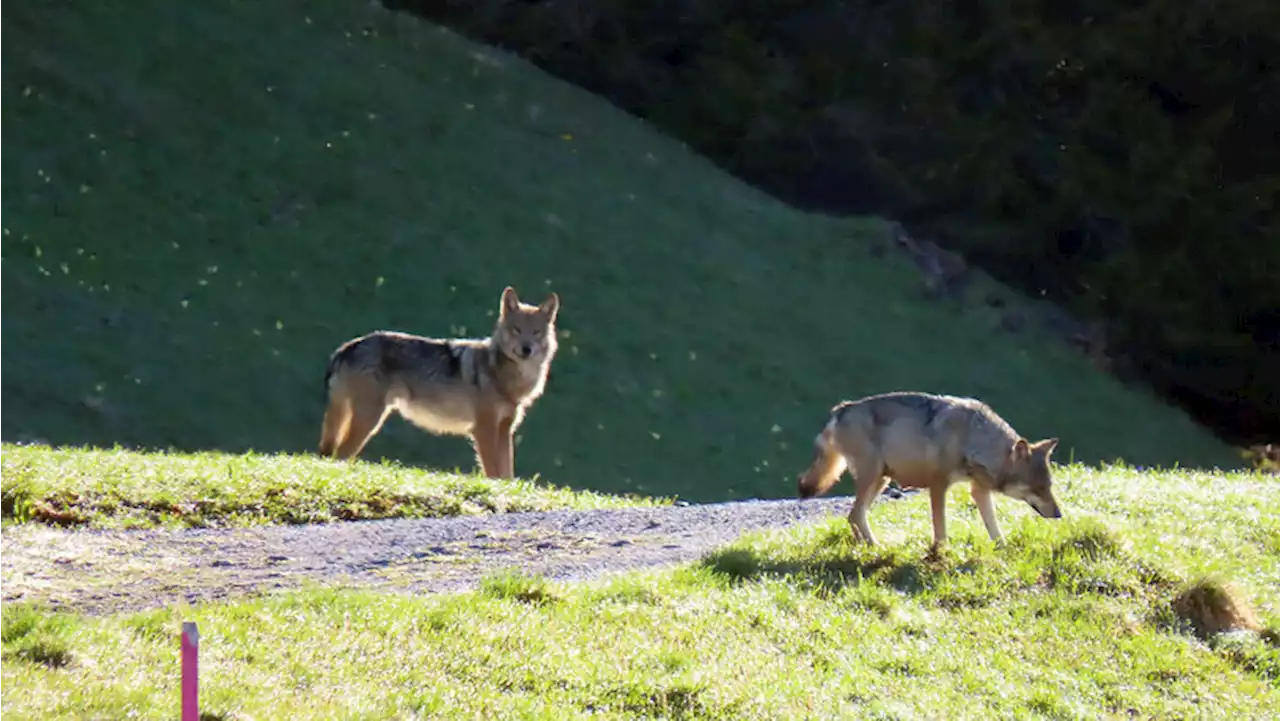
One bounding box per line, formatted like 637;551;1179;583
796;391;1061;547
317;286;560;479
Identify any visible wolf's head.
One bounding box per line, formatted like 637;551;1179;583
997;437;1062;519
494;286;559;363
796;424;848;499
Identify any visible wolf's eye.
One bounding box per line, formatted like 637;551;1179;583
532;330;543;338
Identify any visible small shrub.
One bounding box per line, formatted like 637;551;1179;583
1171;577;1262;639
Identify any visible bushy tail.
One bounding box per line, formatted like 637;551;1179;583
317;396;350;458
323;341;356;401
323;355;339;400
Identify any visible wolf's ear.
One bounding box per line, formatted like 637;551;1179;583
1011;438;1031;461
1034;438;1059;457
539;292;560;322
500;286;521;317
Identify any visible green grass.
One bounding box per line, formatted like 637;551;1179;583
1;0;1240;505
0;443;660;530
4;466;1278;719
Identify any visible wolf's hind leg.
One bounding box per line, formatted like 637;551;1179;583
334;396;391;460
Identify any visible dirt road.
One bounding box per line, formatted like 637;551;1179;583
2;493;916;615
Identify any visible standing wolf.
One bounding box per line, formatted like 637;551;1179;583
318;286;560;479
797;391;1062;547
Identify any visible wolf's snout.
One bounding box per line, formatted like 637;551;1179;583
797;476;816;499
1037;501;1062;519
520;343;533;358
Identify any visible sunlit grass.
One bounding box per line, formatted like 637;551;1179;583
4;465;1277;718
0;443;662;529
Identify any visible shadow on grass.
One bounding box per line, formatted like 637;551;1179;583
1207;625;1280;681
699;522;1182;611
700;522;1280;682
702;549;1016;612
697;537;1001;608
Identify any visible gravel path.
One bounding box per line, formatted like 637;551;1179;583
1;492;917;615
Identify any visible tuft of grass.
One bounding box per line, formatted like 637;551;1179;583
4;465;1277;719
479;570;560;606
1;0;1241;509
0;443;663;529
1;605;75;670
1212;630;1280;681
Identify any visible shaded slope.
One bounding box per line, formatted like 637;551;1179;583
0;0;1237;502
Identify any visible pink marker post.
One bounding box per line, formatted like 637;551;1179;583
181;621;199;721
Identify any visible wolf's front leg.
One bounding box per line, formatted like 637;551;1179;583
970;483;1004;545
848;457;889;545
496;416;516;479
471;413;504;479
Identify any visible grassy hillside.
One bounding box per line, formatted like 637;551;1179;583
1;0;1238;502
4;466;1278;718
